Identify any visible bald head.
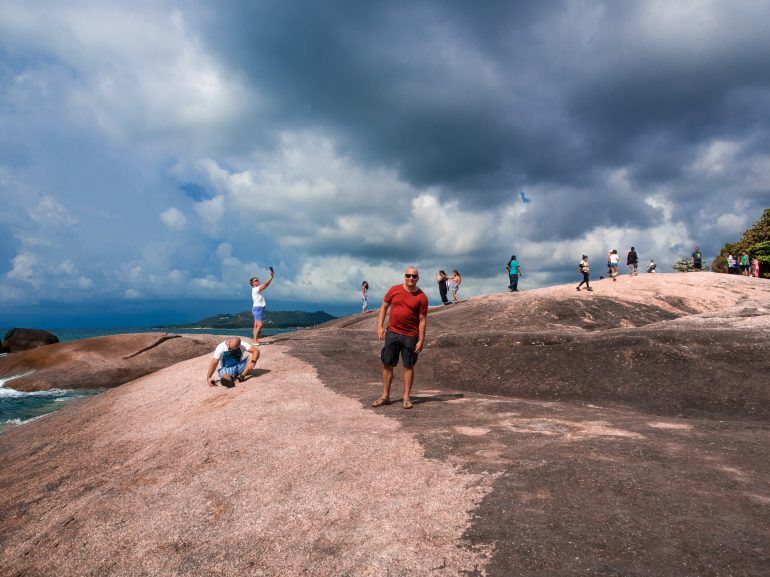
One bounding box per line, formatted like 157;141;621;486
403;266;420;290
227;337;242;349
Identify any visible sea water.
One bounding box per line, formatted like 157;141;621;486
51;327;292;342
0;327;296;431
0;372;103;431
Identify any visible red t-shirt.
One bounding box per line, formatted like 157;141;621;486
384;284;429;337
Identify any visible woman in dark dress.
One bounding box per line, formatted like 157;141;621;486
436;270;450;305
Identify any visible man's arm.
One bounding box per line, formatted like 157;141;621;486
259;269;275;291
205;357;219;386
415;313;427;353
377;302;390;340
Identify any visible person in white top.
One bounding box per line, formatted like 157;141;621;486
250;267;275;343
205;337;259;387
609;250;620;281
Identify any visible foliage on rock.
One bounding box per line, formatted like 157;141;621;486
672;257;708;272
712;208;770;276
172;310;337;329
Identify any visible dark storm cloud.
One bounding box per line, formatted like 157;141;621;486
191;0;769;245
192;1;569;188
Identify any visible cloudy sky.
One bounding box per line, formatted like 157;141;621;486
1;0;769;327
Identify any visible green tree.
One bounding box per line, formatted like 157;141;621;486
751;239;770;270
712;208;770;277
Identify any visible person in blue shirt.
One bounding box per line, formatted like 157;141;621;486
506;255;522;292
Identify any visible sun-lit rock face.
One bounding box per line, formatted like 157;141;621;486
0;273;768;577
0;333;223;392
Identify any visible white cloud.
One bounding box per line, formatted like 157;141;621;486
215;242;233;259
0;1;254;149
713;213;747;237
159;207;187;231
77;276;93;289
280;256;409;302
194;195;225;235
410;194;496;255
184;133;508;267
6;251;41;287
30;196;77;229
58;260;77;275
690;140;740;175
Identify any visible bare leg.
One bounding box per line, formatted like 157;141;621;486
452;290;459;303
253;320;264;342
403;366;414;407
374;365;394;404
238;350;260;381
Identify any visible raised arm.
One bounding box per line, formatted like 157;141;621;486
259;268;275;291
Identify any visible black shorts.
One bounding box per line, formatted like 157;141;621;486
693;262;702;270
381;330;419;368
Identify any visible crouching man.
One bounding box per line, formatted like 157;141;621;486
205;337;259;387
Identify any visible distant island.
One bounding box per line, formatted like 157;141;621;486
165;310;337;330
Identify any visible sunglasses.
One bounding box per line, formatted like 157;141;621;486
405;274;418;279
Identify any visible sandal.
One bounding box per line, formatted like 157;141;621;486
372;398;391;408
403;399;413;409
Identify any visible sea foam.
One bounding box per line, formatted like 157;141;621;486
0;370;37;395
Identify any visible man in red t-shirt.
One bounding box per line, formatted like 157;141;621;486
372;266;429;410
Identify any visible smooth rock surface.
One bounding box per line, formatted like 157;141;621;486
0;333;223;391
0;346;489;577
1;273;768;576
285;272;770;575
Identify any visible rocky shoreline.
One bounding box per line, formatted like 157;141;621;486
0;332;223;393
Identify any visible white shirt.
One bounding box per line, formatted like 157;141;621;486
610;254;620;265
213;341;254;367
252;286;265;308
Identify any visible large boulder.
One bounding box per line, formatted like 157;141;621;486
1;328;59;353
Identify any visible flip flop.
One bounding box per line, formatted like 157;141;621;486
372;398;391;407
403;399;413;409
